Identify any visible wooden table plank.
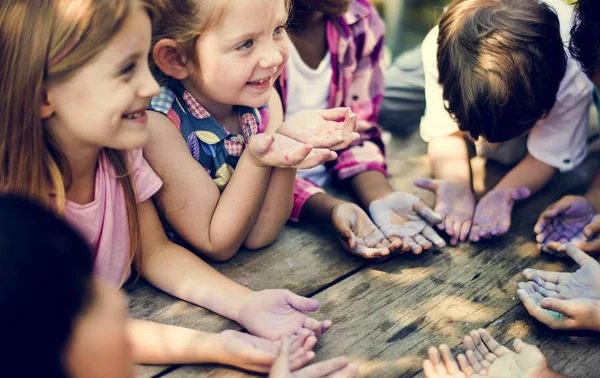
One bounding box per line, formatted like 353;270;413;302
162;151;598;378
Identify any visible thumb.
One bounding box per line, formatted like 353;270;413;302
414;178;438;193
269;337;291;377
250;134;275;157
318;107;350;121
540;298;575;318
342;109;357;135
510;187;531;201
512;339;534;354
288;292;320;313
583;217;600;239
565;243;595;267
415;200;443;225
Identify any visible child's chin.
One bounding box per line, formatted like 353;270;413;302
239;92;271;109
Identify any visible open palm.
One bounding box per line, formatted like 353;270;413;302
238;290;332;341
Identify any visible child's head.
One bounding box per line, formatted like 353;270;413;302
0;195;132;378
291;0;353;17
0;0;159;279
437;0;567;143
570;0;600;89
152;0;290;110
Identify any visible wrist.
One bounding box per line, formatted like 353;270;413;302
351;171;394;206
302;193;345;222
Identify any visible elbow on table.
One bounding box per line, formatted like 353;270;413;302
243;232;277;251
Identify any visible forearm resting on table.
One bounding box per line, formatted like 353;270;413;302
428;133;471;184
584;172;600;212
127;319;224;365
495;153;556;194
300;192;346;223
351;170;395;207
140;236;252;322
244;167;295;249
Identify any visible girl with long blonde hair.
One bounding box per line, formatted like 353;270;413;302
0;0;332;371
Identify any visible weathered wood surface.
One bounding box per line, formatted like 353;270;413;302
129;132;600;378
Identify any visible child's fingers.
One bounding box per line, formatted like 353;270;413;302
459;221;472;242
415;200;443;225
444;215;454;236
289;351;317;371
469;225;481;242
413;234;433;250
342;109;357;135
403;236;423;255
427;347;447;373
294;357;351;378
478;329;509;357
422;359;438;376
522;268;561;284
456;354;473;375
318;107;352;121
565;243;596;267
422;225;446;248
413;178;438;193
439;344;460;374
583;218;600;239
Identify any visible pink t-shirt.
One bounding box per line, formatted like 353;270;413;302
64;149;163;285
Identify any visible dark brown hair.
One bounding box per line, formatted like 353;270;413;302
437;0;567;142
570;0;600;78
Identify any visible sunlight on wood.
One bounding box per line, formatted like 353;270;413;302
507;320;531;340
366;266;436;286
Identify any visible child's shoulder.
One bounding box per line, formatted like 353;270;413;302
149;86;177;115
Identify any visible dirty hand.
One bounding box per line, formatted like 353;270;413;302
269;337;359;378
414;179;475;246
238;289;332;340
248;133;337;169
368;191;445;254
331;202;402;259
470;188;530;242
534;195;600;256
277;108;360;150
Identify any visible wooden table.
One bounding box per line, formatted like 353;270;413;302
128;131;600;378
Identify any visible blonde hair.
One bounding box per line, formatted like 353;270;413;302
0;0;156;281
151;0;291;84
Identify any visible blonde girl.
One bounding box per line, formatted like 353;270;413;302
145;0;360;262
0;0;332;371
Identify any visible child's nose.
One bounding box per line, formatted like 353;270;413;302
259;44;284;69
139;67;160;99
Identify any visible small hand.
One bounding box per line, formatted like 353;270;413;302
238;289;332;340
269;337;359;378
368;191;445;254
534;195;600;256
248;133;337;169
469;188;530;242
219;329;317;373
414;179;475;246
331;202;402;259
517;244;600;330
459;329;548;378
277;108;360;150
423;344;468;378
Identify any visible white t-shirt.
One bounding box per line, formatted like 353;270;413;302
420;0;593;171
285;39;334;186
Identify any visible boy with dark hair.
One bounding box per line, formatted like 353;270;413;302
535;0;600;256
415;0;593;245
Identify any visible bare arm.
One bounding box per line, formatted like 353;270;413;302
127;319;226;365
137;199;253;319
429;132;472;184
244;92;295;249
143;113;273;261
495;153;556;194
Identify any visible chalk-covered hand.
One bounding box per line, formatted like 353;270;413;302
470;188;530;242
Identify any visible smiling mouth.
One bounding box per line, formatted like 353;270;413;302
122;110;146;120
248;77;270;85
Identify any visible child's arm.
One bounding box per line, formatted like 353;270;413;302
137;198;331;340
144;111;272;261
243;91;298;248
126;319;316;371
469;153;554;242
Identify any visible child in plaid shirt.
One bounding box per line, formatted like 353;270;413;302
276;0;446;257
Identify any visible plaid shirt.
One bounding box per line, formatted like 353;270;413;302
149;80;268;192
276;0;387;221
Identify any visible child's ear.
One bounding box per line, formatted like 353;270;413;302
40;85;54;119
153;39;190;81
